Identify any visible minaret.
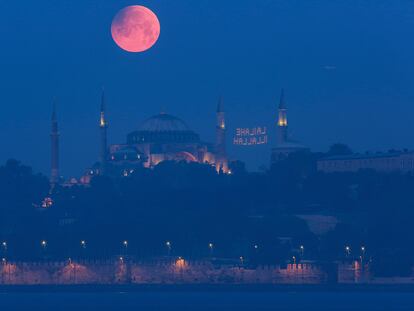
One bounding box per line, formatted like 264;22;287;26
99;90;108;172
50;100;59;186
215;97;228;173
277;89;288;146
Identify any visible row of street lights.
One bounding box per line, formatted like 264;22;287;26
345;245;366;256
1;240;366;260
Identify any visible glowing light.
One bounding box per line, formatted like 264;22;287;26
278;110;287;127
100;112;106;127
175;257;186;268
41;240;47;248
233;127;268;146
41;197;53;209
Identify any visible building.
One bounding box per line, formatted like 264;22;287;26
270;89;307;164
317;151;414;173
79;93;229;182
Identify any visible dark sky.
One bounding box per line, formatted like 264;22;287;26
1;0;414;177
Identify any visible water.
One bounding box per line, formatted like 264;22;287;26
0;291;413;310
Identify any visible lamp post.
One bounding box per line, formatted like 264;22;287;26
208;242;214;257
361;246;366;256
1;242;7;259
360;246;366;263
292;256;296;265
345;246;351;258
41;240;47;260
122;240;128;256
80;240;86;260
300;245;304;258
165;241;172;256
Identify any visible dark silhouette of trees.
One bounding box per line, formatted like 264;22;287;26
0;156;414;276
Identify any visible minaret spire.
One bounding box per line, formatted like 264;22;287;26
99;89;108;172
50;98;59;187
279;88;286;110
215;96;228;173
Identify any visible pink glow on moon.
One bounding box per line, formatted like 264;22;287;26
111;5;160;53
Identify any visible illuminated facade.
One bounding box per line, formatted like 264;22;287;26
81;95;228;181
271;89;307;164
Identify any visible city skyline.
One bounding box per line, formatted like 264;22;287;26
1;1;414;177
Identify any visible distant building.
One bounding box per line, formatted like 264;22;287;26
317;151;414;173
78;93;229;183
270;89;307;164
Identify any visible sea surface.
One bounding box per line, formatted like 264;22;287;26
0;291;414;311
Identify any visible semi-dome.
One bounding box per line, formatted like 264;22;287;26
138;113;191;132
127;113;200;144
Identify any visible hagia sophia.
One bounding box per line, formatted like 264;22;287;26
50;90;308;187
50;93;234;186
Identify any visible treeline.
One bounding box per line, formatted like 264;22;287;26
0;146;413;276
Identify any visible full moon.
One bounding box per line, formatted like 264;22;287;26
111;5;160;53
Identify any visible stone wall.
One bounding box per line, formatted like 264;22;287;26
0;259;328;285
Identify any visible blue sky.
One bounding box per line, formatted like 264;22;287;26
1;0;414;176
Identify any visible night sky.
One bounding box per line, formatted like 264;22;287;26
1;0;414;177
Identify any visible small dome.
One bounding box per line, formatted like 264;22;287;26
138;113;191;132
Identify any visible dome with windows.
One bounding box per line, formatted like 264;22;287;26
138;113;191;132
127;113;200;144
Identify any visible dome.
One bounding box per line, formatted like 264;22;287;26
138;113;191;132
127;113;200;144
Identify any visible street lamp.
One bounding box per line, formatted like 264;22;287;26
1;241;7;251
208;242;214;256
239;256;244;265
123;240;128;248
166;241;172;256
300;245;304;257
345;246;351;257
80;240;87;249
41;240;47;248
292;256;296;264
361;246;366;255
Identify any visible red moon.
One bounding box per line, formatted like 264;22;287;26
111;5;160;53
